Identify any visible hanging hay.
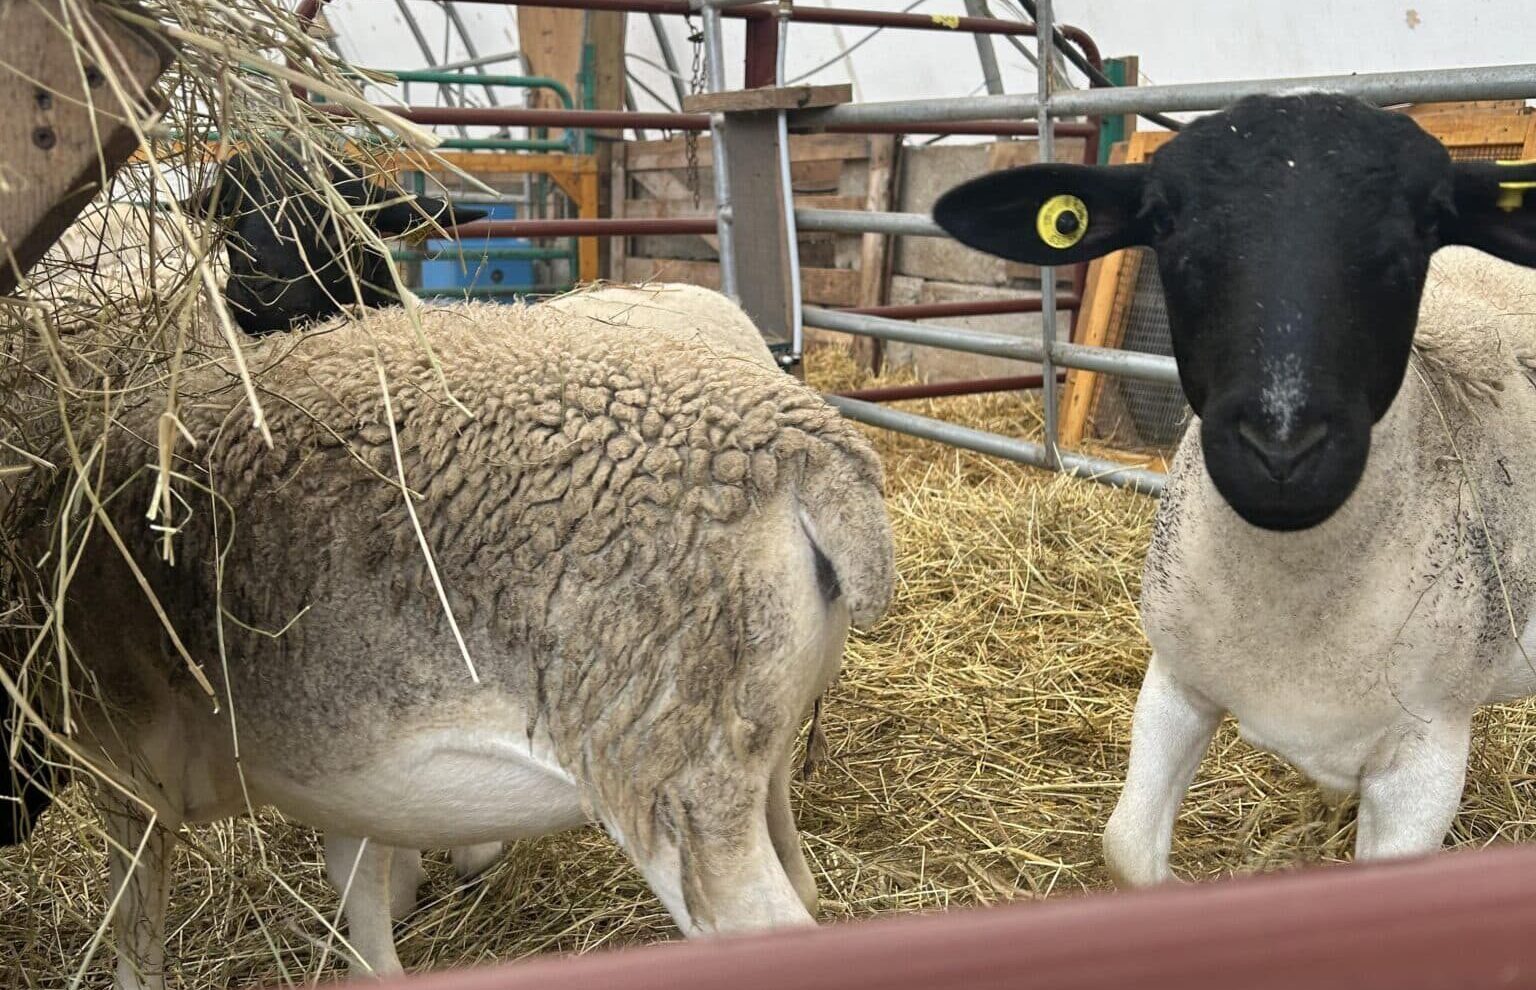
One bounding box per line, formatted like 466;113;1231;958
0;1;508;985
3;331;1533;985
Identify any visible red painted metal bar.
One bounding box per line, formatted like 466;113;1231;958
743;14;779;89
401;1;1104;75
328;105;1095;139
320;846;1536;990
836;372;1065;403
450;217;716;238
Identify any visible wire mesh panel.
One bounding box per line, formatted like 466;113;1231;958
1089;250;1189;452
1070;107;1536;462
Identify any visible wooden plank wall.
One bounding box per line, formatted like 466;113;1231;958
612;133;874;307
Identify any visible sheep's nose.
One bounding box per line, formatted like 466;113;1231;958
1236;419;1329;482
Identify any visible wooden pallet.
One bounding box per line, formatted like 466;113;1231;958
611;132;895;311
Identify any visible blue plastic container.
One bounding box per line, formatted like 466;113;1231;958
418;202;536;295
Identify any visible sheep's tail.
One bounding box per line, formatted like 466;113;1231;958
793;435;895;630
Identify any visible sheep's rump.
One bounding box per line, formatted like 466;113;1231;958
543;282;780;372
45;301;890;795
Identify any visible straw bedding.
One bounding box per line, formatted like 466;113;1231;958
2;338;1533;986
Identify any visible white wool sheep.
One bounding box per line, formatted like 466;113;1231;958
429;282;782;879
1105;246;1536;884
19;298;894;987
34;202;219;306
544;281;781;372
930;91;1536;883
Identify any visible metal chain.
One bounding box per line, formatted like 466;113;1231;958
683;13;705;209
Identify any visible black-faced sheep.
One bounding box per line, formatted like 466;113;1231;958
181;149;486;336
933;93;1536;881
15;295;893;987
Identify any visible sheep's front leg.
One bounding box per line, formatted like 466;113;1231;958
1103;654;1223;887
450;842;503;880
1355;717;1471;862
609;778;813;937
323;835;404;979
102;795;173;990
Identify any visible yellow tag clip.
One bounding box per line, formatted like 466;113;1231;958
1494;159;1536;212
930;14;960;28
1036;194;1089;250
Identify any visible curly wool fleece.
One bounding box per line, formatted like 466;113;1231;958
51;299;893;865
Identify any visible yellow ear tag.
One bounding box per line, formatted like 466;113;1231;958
1493;159;1536;212
1036;194;1089;250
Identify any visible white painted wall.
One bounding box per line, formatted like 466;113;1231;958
317;1;1533;141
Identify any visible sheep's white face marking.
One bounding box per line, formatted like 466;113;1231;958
1260;352;1307;442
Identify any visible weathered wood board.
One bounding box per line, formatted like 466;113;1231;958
0;0;173;294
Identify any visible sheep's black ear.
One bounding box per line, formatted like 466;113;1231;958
932;163;1151;266
1443;160;1536;266
370;195;485;236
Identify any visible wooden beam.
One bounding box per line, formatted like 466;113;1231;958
609;142;629;281
586;10;625;277
0;0;174;293
630;169;720;249
853;134;898;372
375;151;598;178
516;8;589;130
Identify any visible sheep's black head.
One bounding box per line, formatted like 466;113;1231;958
0;703;54;846
182;150;486;336
933;93;1536;531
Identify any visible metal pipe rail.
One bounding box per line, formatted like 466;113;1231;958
794;209;944;238
831;396;1165;495
848;297;1080;319
445;211;985;243
795;62;1536;129
803;306;1180;386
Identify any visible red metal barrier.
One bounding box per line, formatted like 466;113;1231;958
312;846;1536;990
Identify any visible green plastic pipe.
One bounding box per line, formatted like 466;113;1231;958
381;71;576;110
